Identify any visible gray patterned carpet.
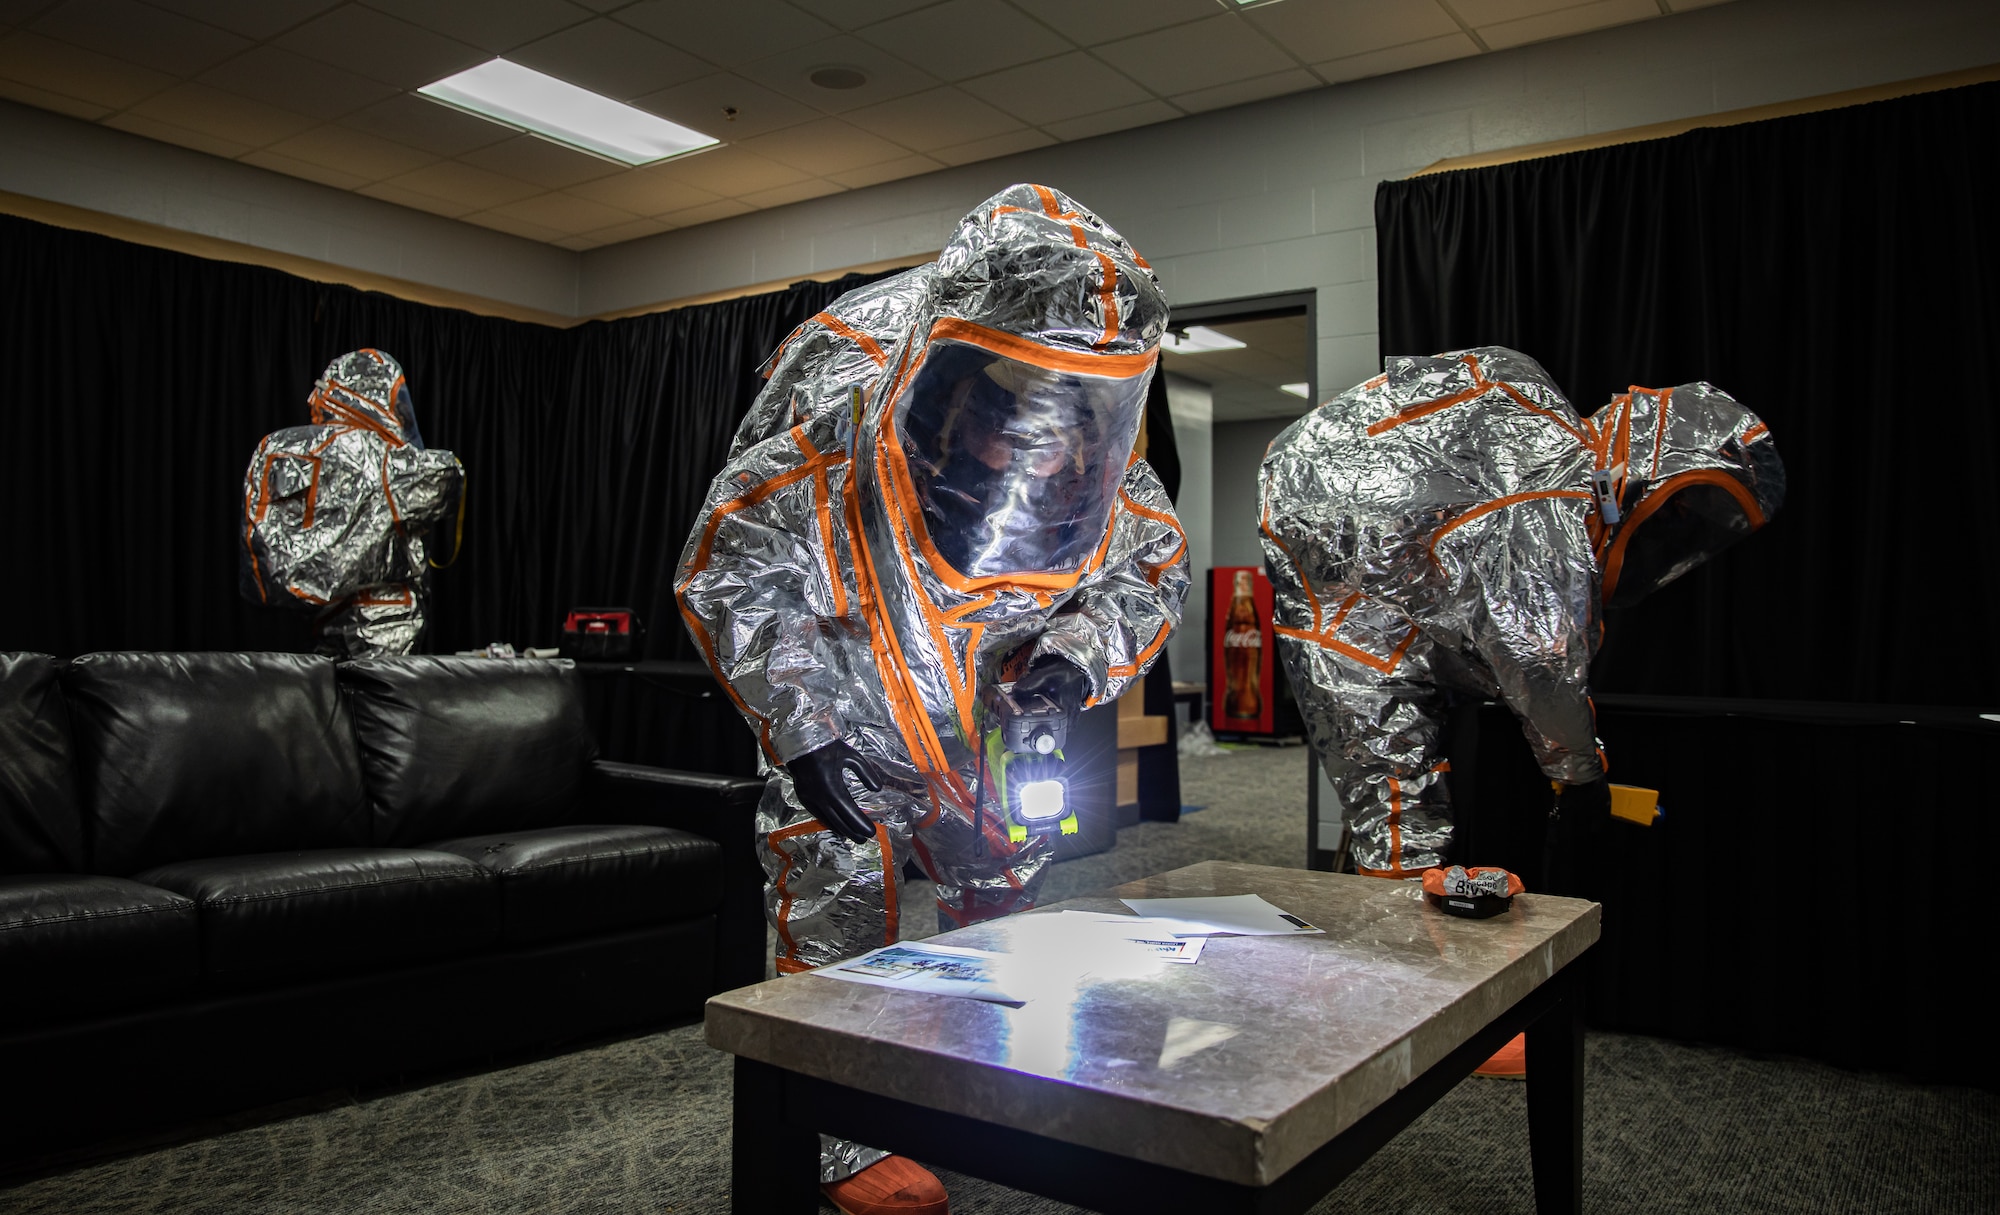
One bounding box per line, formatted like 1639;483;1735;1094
6;747;1996;1214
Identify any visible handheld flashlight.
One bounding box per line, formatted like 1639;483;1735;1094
975;683;1079;846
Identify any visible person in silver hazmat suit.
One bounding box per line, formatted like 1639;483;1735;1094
240;349;464;658
1260;347;1783;883
676;183;1188;1195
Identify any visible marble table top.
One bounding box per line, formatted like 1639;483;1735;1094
705;861;1599;1186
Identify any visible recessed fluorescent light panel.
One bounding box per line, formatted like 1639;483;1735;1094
1161;325;1248;354
419;59;718;166
1280;382;1311;398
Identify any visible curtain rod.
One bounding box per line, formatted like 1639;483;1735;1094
1408;61;2000;178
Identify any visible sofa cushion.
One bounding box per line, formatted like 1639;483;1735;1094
0;874;199;1028
136;849;498;986
0;653;83;874
63;653;370;875
339;657;596;846
426;825;721;946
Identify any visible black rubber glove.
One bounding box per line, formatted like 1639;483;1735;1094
1545;776;1610;897
1011;655;1088;731
787;741;882;845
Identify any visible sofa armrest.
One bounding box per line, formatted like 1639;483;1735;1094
586;760;766;993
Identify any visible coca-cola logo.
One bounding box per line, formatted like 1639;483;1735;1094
1223;630;1262;648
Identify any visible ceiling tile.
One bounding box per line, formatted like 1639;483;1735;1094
615;0;836;67
1040;98;1181;142
930;126;1053;167
855;0;1073;83
104;110;252;158
340;94;516;157
632;72;818;141
739;117;908;177
240;147;372;190
462;207;569;242
563;164;721;216
1170;67;1319;115
1094;14;1299;96
1243;0;1461;65
370;0;593;52
735;34;940;114
264;123;437;180
827;152;943;189
578;215;674;246
844;86;1021;152
785;0;938;32
457;133;627;188
144;0;342;41
127;83;318;148
378;159;545;209
739;177;844;209
645;146;812;197
0;75;114;120
959;51;1151;127
1449;0;1597;25
276;6;486;90
1477;0;1661;50
1006;0;1219;49
661;197;754;227
197;46;399;122
486;190;638;234
507;17;708;100
0;29;175;109
357;178;478;217
1312;31;1478;84
30;0;249;76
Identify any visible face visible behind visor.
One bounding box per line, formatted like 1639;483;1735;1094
898;337;1149;582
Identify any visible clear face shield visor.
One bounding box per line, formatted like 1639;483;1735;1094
1605;480;1757;607
896;338;1150;581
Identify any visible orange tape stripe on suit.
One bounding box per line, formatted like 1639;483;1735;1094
766;817;828;970
1426;489;1595;568
676;434;848;766
812;310;889;368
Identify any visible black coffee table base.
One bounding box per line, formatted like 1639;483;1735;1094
731;963;1584;1215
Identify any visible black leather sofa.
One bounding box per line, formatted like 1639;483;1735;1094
0;651;763;1167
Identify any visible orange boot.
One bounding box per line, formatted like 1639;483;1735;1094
822;1156;950;1215
1474;1032;1527;1079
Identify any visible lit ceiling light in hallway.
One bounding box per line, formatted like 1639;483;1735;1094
419;60;719;167
1162;326;1248;353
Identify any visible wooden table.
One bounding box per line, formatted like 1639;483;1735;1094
706;861;1599;1214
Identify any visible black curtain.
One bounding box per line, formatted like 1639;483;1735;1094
0;214;886;664
1377;81;2000;706
1379;83;2000;1086
0;215;896;775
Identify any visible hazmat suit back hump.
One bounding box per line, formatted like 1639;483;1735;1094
1260;347;1783;878
240;349;464;658
676;180;1188;977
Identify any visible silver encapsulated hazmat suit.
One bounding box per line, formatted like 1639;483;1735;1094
1261;347;1783;877
676;184;1188;1180
240;349;464;658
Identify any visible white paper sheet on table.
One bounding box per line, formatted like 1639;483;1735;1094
1052;911;1207;963
809;941;1024;1005
1117;893;1324;937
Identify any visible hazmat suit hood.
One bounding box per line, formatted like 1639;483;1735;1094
1586;383;1784;606
882;183;1168;586
309;348;424;448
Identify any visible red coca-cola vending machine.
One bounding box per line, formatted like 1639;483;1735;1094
1208;566;1275;738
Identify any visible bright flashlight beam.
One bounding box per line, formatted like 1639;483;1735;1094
1016;779;1066;820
